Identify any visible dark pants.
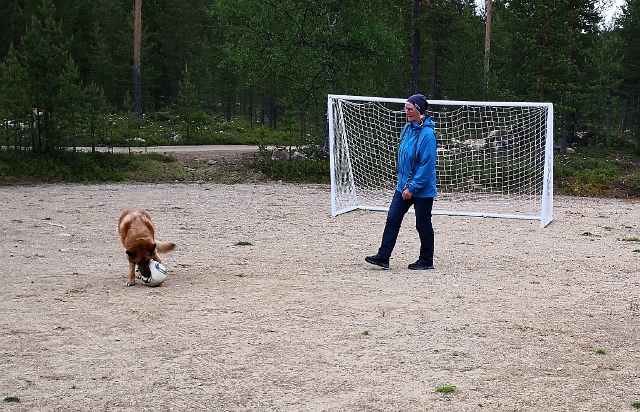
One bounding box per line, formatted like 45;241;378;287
377;190;434;264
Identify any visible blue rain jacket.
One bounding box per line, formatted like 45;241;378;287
396;116;437;198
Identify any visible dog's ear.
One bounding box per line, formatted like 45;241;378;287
150;244;157;254
126;250;136;258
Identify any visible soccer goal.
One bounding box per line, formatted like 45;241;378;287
328;94;554;228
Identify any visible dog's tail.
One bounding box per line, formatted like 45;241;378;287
156;241;176;254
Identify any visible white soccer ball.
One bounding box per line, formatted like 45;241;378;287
141;259;167;287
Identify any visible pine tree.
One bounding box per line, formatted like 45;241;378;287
177;63;200;141
84;83;111;150
20;0;73;153
0;44;30;150
58;57;84;151
618;0;640;144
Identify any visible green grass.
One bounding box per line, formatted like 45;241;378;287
555;147;640;198
0;144;330;185
596;348;606;355
435;384;455;393
250;144;329;183
0;150;184;184
234;240;253;246
620;237;640;242
632;401;640;408
3;396;20;403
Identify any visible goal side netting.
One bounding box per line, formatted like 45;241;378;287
328;94;554;228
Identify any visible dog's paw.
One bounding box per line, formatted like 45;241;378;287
126;280;136;286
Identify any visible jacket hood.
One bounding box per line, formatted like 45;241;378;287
408;115;435;130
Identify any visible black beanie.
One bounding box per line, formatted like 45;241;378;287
406;94;428;115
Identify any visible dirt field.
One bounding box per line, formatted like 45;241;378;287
1;181;639;411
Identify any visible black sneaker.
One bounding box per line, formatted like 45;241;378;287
407;259;435;270
365;254;390;269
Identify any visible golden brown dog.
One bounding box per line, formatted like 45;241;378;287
118;208;176;286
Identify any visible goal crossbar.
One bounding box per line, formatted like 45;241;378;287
328;94;554;228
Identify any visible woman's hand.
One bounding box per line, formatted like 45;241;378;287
402;189;413;200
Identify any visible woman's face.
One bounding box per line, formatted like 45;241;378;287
404;103;421;122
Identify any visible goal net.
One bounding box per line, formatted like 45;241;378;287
328;94;553;227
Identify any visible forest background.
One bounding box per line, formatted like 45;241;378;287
1;0;640;197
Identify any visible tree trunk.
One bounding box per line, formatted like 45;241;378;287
267;76;276;129
483;0;492;100
429;54;437;100
133;0;142;122
409;0;421;94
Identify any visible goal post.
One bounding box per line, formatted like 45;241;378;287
328;94;554;228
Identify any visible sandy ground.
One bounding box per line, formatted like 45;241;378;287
1;182;640;411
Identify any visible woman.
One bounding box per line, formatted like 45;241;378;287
365;93;437;270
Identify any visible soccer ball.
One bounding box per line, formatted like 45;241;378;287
140;259;167;287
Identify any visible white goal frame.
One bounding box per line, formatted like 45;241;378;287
328;94;554;228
